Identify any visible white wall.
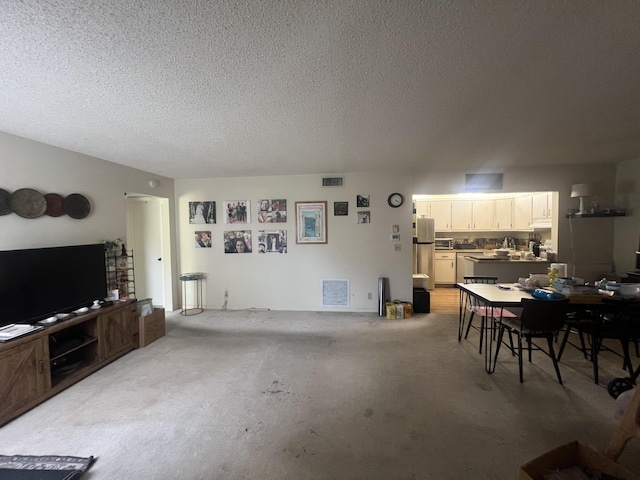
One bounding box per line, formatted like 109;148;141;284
175;173;414;311
0;132;179;307
3;130;632;314
614;158;640;273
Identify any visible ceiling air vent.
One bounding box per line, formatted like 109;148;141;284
322;176;344;187
465;173;503;191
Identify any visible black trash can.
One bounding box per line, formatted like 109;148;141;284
413;288;430;313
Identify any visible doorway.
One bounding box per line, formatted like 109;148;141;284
125;195;173;310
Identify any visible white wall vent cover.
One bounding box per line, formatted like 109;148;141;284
321;279;349;307
322;176;344;187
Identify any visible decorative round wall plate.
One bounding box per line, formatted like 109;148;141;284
44;193;65;217
10;188;47;218
0;189;10;215
63;193;91;219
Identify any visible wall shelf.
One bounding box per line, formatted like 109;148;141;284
566;211;626;218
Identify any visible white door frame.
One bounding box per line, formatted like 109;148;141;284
125;194;174;311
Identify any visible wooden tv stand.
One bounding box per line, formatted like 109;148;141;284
0;300;138;427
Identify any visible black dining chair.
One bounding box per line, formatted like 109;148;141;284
493;297;569;384
460;276;517;353
558;299;639;385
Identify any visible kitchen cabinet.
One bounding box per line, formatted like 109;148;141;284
494;198;513;230
415;200;429;218
532;192;552;220
415;200;451;231
435;251;456;284
451;201;472;230
429;201;452;231
471;200;495;230
415;192;553;233
514;195;533;230
450;200;494;231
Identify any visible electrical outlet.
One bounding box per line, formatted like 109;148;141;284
367;292;372;300
394;244;402;252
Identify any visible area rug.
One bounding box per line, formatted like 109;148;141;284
0;455;95;480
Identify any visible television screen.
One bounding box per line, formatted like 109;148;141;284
0;244;107;327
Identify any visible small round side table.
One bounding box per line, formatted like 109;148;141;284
179;272;204;315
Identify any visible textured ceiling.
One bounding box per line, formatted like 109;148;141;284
1;1;640;179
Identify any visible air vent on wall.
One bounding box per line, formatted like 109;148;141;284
322;176;344;187
465;173;503;191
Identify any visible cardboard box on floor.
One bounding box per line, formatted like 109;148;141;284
519;387;640;480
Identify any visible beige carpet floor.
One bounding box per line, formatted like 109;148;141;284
0;309;638;479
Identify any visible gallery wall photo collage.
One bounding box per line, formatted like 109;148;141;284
188;194;371;254
189;199;287;254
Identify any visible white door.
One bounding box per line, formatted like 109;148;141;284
127;197;165;307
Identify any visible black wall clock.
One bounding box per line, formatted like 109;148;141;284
387;193;404;208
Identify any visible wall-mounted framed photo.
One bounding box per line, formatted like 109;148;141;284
356;194;369;207
195;231;212;248
256;199;287;223
258;230;287;253
223;230;252;253
357;211;370;224
333;201;348;216
295;201;327;244
189;201;216;224
223;200;250;224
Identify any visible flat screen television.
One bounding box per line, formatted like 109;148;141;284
0;244;107;327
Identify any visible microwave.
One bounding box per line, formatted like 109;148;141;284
435;238;454;250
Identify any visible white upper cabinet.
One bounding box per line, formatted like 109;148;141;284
532;192;552;220
451;201;472;230
429;201;452;231
415;192;552;232
415;200;430;218
514;195;533;230
494;198;513;230
471;200;495;230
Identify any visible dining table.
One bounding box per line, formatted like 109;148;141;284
456;282;534;373
457;281;640;376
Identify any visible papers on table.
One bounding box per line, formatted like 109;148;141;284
0;323;43;342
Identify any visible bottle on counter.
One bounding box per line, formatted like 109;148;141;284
533;243;541;257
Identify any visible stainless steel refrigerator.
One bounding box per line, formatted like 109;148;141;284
414;217;435;290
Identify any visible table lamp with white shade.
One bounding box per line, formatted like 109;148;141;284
570;183;591;214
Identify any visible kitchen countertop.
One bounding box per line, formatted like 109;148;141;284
464;256;549;263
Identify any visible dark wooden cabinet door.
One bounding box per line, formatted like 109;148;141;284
100;308;135;360
0;338;47;424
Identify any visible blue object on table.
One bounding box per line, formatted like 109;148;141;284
179;272;203;281
532;288;565;300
